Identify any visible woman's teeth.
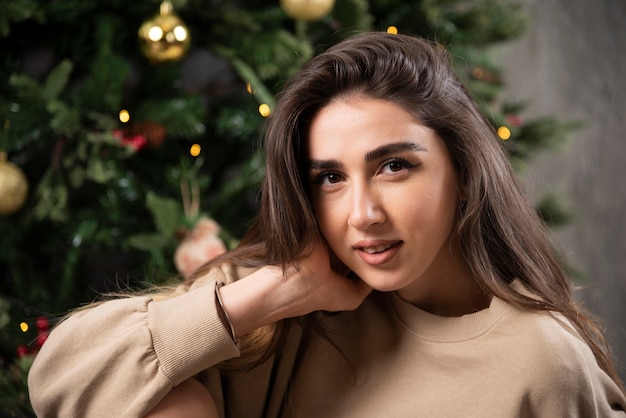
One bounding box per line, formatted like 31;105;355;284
362;244;393;254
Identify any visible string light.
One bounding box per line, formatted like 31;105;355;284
119;109;130;123
497;126;511;140
387;26;398;34
258;104;271;117
20;322;28;332
189;143;201;157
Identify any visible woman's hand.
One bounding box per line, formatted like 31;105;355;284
219;240;372;338
286;242;372;313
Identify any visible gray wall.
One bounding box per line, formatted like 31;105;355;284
500;0;626;380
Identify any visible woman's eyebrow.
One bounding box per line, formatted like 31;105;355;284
364;141;427;162
308;141;426;170
308;159;341;171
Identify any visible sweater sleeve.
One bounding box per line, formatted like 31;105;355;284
525;314;626;417
529;351;626;417
27;268;241;418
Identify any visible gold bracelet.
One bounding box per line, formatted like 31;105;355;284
215;281;240;349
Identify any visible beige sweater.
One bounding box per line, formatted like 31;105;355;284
28;265;626;417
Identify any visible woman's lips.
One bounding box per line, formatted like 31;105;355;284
361;243;394;254
353;241;402;265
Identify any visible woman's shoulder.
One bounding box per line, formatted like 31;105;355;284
492;280;585;351
509;309;589;361
500;305;626;413
493;293;607;388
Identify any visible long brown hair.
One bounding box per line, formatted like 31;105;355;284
193;32;622;389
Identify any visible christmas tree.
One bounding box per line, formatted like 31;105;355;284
0;0;575;414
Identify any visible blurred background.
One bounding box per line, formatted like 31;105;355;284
501;0;626;382
0;0;623;414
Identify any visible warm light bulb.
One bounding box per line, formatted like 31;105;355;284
387;26;398;34
259;104;271;117
497;126;511;140
20;322;29;332
119;109;130;123
190;143;201;157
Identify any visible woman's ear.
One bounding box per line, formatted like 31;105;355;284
457;188;468;213
458;187;468;202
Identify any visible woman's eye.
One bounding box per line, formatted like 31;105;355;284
381;158;416;174
324;173;341;184
313;172;343;186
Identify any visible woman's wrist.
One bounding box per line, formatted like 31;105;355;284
217;266;304;337
215;282;240;348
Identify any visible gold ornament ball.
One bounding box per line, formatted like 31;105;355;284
0;152;29;216
280;0;336;21
139;1;190;63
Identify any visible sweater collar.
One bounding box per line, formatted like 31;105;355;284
388;283;518;342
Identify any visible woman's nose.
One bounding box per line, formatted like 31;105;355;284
347;185;385;230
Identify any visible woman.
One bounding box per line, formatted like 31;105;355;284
28;32;625;417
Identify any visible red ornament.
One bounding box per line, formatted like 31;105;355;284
16;345;29;358
114;121;166;150
113;129;148;151
505;114;523;127
36;316;49;332
36;332;48;348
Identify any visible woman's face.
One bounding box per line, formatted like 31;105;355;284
307;95;477;314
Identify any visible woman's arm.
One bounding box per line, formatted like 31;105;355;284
28;275;239;417
219;244;372;338
28;243;371;417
